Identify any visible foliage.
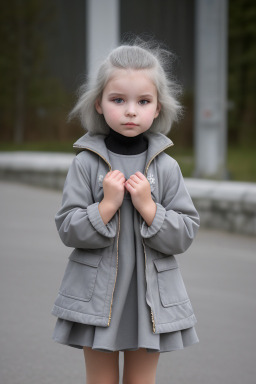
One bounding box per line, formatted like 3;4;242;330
0;1;256;150
0;0;74;142
228;0;256;145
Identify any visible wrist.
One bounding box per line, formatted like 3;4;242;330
98;198;119;225
139;200;157;227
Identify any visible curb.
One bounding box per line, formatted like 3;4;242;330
1;151;255;235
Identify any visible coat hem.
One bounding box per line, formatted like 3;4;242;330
51;305;109;327
154;314;197;334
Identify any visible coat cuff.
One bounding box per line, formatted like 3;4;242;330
140;203;166;238
87;203;117;238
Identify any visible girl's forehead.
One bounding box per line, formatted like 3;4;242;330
109;68;153;80
105;68;157;90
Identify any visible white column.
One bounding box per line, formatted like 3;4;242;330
194;0;228;178
86;0;120;76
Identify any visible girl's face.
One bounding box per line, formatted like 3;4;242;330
95;69;161;137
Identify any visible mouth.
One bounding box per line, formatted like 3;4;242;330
123;123;138;126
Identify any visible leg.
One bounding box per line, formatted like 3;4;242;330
83;346;119;384
123;348;160;384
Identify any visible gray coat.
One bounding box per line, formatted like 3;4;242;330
52;132;200;334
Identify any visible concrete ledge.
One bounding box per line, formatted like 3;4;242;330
186;179;256;236
0;152;73;190
1;151;256;235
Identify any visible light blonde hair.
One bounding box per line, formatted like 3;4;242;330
70;38;182;135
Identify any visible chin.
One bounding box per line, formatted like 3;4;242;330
122;129;141;137
123;131;137;136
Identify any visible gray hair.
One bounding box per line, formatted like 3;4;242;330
69;39;182;135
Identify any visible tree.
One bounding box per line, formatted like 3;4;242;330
0;0;70;142
228;0;256;146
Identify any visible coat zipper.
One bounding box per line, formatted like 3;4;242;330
73;144;119;327
108;209;120;326
143;143;173;333
142;239;156;333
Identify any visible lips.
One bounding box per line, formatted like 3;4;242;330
124;122;138;126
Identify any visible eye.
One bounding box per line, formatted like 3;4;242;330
139;99;149;105
113;98;124;104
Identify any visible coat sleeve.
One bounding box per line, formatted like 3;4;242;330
140;159;199;255
55;156;117;249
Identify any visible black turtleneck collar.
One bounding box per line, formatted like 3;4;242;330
105;128;148;155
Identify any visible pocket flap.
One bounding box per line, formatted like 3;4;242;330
69;249;102;267
153;256;178;272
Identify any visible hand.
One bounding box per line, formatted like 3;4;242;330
98;170;126;224
125;172;156;226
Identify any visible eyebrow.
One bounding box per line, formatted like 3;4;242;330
107;93;154;98
108;93;125;97
140;94;154;99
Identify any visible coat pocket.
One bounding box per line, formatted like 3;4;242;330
59;249;102;302
153;256;190;308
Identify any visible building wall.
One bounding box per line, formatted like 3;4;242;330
120;0;195;91
45;0;86;92
46;0;195;92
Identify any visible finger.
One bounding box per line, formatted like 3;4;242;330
112;170;125;179
104;171;112;179
135;171;146;180
119;176;126;184
117;172;126;180
129;174;141;183
106;171;119;181
126;179;137;189
135;171;144;177
113;174;126;184
125;181;134;192
111;170;121;177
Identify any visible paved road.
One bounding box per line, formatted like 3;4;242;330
0;181;256;384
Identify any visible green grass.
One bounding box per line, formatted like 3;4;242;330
167;146;256;182
0;141;74;153
0;142;255;182
167;146;195;177
227;147;256;183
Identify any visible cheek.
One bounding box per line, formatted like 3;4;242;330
144;107;159;124
104;107;120;122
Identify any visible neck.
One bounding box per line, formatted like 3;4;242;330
105;128;148;155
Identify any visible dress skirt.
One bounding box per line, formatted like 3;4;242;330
52;151;199;353
52;265;199;353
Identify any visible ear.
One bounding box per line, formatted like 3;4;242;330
95;98;103;114
154;103;161;119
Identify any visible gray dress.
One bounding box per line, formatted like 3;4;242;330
53;150;199;352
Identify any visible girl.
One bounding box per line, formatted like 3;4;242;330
52;39;200;384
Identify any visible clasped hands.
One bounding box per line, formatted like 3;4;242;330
98;170;156;226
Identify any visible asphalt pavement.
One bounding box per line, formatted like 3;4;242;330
0;181;256;384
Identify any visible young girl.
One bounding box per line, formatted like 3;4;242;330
52;39;200;384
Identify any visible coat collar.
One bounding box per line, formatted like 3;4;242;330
73;132;174;172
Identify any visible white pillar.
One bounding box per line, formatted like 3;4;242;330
194;0;228;178
86;0;120;76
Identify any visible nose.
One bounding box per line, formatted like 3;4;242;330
125;102;137;117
